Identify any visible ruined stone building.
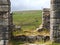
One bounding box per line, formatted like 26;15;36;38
50;0;60;42
36;8;50;32
42;8;50;30
0;0;12;45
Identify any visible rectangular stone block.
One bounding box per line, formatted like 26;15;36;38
0;5;9;11
0;0;9;5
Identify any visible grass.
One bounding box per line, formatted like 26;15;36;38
44;41;60;45
13;10;42;31
51;42;60;45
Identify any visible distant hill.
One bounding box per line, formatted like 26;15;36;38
13;10;42;14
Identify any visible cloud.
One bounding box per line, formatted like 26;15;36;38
10;0;50;11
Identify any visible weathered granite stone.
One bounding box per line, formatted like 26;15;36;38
0;0;11;45
27;36;36;43
15;25;21;30
42;8;50;30
13;35;27;42
36;35;44;41
50;0;60;42
43;36;50;42
13;35;45;43
36;8;50;32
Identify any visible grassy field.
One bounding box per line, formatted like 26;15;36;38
13;10;42;31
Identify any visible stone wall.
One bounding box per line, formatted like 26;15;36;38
42;8;50;30
13;35;50;43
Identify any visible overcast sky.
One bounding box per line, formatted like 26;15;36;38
10;0;50;11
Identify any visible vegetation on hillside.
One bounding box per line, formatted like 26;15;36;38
13;10;42;31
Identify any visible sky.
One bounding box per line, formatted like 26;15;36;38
10;0;50;11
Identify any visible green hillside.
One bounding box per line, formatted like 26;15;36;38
13;10;42;31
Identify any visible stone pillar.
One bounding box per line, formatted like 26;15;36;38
50;0;60;42
0;0;11;45
42;8;50;30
